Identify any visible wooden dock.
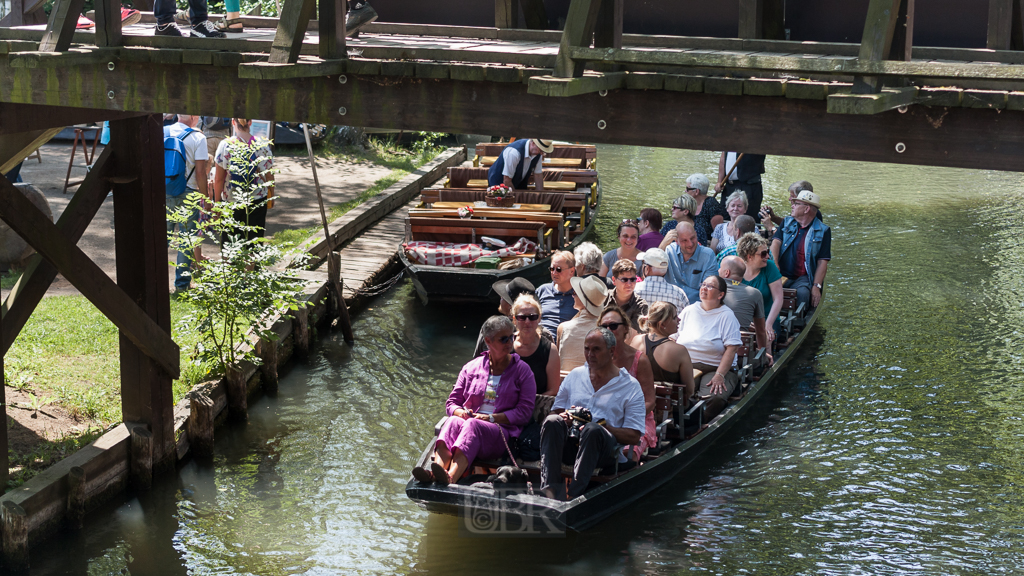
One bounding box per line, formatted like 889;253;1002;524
336;198;417;302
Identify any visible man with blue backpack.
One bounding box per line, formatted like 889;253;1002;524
164;114;210;293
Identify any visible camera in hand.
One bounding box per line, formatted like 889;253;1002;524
565;406;593;443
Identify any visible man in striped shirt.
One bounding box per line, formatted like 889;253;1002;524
635;248;689;313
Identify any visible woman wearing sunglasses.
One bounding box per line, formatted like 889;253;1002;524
512;294;561;396
599;219;642;277
607;259;649;333
598;304;656;461
737;232;783;342
658;194;697;251
675;275;742;420
412;315;536;485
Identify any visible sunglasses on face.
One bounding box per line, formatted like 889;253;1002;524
600;321;626;331
496;334;514;344
686;187;700;192
758;250;769;258
671;205;681;210
616;276;637;283
550;266;565;273
515;313;539;321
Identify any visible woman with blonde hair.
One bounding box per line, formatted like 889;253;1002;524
512;294;561;396
213;118;275;242
630;301;696;403
658;194;697;251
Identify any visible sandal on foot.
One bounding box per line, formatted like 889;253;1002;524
215;17;245;33
430;462;451;485
411;466;434;483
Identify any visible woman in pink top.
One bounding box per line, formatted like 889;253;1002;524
598;305;656;461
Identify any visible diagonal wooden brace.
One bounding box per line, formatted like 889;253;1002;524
0;172;180;378
269;0;317;64
39;0;88;52
2;146;114;355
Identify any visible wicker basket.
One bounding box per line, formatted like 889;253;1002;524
485;194;515;207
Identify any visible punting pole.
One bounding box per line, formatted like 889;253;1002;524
714;152;744;198
302;123;355;344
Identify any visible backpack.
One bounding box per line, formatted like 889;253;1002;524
164;126;196;198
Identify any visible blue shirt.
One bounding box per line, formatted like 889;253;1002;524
536;282;576;337
664;243;718;304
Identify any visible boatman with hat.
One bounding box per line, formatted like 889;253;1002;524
487;138;555;191
770;190;831;310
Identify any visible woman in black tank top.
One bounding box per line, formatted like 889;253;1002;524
512;295;561;396
630;301;696;399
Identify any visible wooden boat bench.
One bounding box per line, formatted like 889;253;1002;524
406;217;548;247
777;288;806;348
421;188;569;214
447;166;598;188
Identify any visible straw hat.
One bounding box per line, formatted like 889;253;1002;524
531;139;555;154
569;275;608;316
795;190;821;208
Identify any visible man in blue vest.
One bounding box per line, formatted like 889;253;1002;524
487;138;554;190
770;191;831;310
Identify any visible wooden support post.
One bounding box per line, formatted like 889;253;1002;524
593;0;622;49
495;0;519;28
328;252;354;344
738;0;764;39
0;305;6;492
129;425;153;492
269;0;317;64
554;0;605;78
225;367;248;422
318;0;346;60
888;0;914;61
852;0;911;94
762;0;785;40
187;392;215;457
520;0;548;29
93;0;122;47
1;501;28;573
1014;0;1024;50
67;466;86;530
989;0;1014;50
109;115;177;471
293;306;310;359
39;0;88;52
259;337;279;394
2;147;112;355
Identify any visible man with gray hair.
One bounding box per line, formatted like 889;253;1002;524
761;180;822;229
539;327;646;500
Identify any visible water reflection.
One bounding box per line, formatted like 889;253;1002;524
37;145;1024;575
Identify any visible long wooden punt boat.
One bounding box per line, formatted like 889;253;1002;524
399;143;601;304
406;298;820;532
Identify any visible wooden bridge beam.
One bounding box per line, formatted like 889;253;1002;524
553;0;604;77
93;0;122;48
270;0;317;63
988;0;1024;51
0;103;144;135
318;0;346;60
3;62;1024;171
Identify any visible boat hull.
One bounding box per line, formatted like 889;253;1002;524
406;306;822;532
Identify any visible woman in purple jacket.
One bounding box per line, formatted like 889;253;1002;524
413;315;537;485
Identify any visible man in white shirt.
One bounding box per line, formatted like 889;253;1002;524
539;328;646;501
165;114;209;292
486;138;554;191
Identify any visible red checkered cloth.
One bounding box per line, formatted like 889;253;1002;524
404;238;537;267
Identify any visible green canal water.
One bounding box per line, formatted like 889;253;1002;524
41;146;1024;575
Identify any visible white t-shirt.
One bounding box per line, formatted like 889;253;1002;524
478;374;501;415
725;151;739;182
553;365;646;462
675;302;742;367
500;145;543;184
166;122;208;191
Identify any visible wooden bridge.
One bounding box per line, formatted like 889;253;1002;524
1;0;1023;566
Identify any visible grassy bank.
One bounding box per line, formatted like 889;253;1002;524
270;135;445;250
